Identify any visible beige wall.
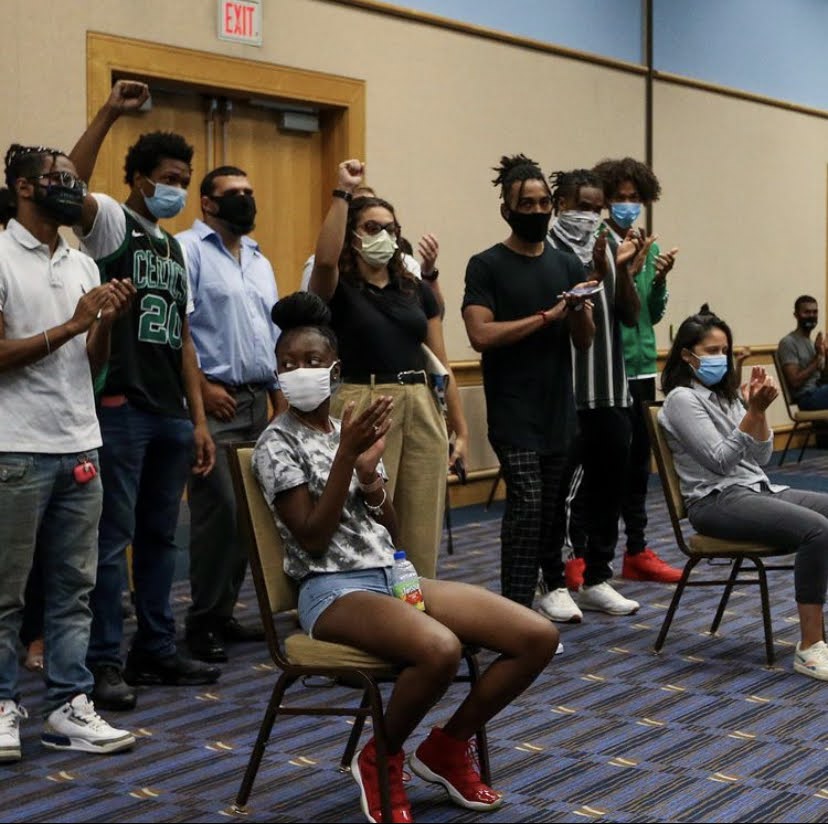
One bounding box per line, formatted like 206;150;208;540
652;82;828;351
2;0;824;470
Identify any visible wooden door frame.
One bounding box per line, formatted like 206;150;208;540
86;32;365;214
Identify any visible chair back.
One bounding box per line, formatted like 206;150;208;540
772;349;798;422
228;444;298;617
644;402;689;540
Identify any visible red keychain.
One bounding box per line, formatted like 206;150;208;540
73;455;98;485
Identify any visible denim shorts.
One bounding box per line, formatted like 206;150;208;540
298;567;394;637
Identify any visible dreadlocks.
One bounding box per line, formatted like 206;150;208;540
491;154;549;203
548;168;603;214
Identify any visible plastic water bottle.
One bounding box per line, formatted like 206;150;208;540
390;550;425;611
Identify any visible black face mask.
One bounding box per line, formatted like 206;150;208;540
504;209;551;244
34;183;85;226
799;318;818;332
210;193;256;235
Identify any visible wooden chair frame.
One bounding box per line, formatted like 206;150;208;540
644;403;794;665
226;442;490;818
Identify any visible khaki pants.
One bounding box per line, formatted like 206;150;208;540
332;381;448;578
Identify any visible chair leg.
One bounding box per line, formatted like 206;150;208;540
444;484;454;555
779;424;797;466
797;423;810;463
484;468;502;511
754;559;776;666
366;682;392;824
340;690;371;771
654;558;698;654
234;673;291;810
710;557;743;635
462;650;492;785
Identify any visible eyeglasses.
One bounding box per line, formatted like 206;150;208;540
358;219;400;236
28;172;88;194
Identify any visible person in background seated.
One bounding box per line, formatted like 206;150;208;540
659;304;828;681
778;295;828;410
253;291;558;824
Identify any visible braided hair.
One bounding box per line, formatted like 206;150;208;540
4;143;65;189
491;153;550;205
548;168;604;214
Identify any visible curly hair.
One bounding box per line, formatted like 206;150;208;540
271;291;338;356
338;196;415;292
592;157;661;204
491;153;549;204
548;168;604;214
123;131;193;185
661;304;738;401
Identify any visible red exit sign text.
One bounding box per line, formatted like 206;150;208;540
218;0;262;46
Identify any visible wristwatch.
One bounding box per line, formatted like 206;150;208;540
332;189;353;202
422;268;439;282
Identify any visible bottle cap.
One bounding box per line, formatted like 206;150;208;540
393;550;406;560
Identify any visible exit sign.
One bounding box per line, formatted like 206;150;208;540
218;0;262;46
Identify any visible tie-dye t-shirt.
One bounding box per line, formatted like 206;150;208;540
252;412;395;581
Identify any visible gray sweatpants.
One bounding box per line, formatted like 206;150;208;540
689;485;828;605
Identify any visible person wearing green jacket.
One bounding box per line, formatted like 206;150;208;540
594;157;682;583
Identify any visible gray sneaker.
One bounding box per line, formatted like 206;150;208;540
42;695;135;754
0;700;27;762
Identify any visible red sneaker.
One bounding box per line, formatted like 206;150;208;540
351;738;413;823
564;557;586;591
409;727;503;810
622;548;683;583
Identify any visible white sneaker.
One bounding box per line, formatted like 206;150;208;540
793;640;828;681
576;582;640;615
537;588;583;623
42;695;135;754
0;700;27;762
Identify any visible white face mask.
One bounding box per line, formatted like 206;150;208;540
278;362;339;412
355;229;397;267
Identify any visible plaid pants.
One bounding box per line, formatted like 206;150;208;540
491;443;569;607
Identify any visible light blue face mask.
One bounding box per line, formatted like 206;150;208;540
143;180;187;219
610;202;641;229
692;354;729;387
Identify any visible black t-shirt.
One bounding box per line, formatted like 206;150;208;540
463;242;582;454
329;277;440;376
95;209;189;418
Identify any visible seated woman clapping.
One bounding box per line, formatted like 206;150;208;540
252;292;558;824
659;305;828;681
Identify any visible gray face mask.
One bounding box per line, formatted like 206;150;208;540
355;229;397;267
550;211;602;265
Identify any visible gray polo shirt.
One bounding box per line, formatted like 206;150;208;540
778;331;821;400
658;382;787;505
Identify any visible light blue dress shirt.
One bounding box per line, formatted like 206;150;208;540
177;220;280;389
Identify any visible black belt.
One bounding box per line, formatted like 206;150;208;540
343;371;427;385
207;378;269;394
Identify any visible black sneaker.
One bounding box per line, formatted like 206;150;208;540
123;649;221;686
91;663;137;711
219;617;265;644
186;628;228;663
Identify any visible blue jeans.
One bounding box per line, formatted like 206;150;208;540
87;403;193;666
0;451;101;713
797;384;828;410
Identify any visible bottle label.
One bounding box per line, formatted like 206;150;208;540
392;580;425;610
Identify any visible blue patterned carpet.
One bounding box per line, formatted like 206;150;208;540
4;452;828;823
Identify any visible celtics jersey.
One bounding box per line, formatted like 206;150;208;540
95;208;189;418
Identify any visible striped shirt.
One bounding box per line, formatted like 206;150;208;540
547;232;631;410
